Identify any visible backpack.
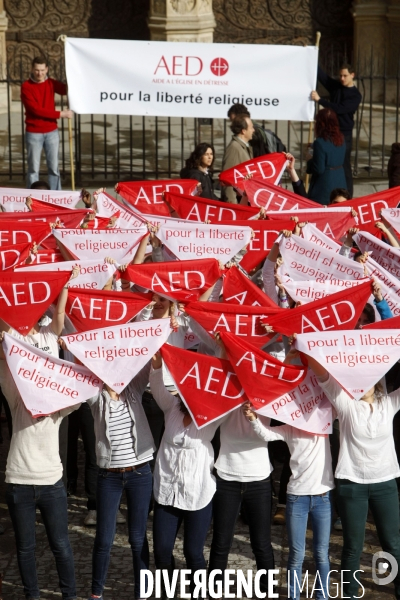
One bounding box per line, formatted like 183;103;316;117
251;122;286;157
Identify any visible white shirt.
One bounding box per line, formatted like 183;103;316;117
215;409;273;482
318;375;400;483
10;324;59;357
262;259;279;305
0;361;79;485
149;367;219;510
250;418;334;495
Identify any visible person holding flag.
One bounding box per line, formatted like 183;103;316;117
85;362;156;600
149;350;222;598
291;335;400;600
241;346;334;600
0;266;80;600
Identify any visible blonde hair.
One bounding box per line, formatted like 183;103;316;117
168;301;177;317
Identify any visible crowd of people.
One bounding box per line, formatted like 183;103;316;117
0;55;400;600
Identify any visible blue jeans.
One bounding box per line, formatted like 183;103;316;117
92;464;152;598
286;492;331;600
153;500;213;570
6;479;76;600
209;475;274;592
25;129;61;190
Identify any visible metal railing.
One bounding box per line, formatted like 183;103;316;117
0;58;399;184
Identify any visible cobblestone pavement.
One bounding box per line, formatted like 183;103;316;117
0;426;397;600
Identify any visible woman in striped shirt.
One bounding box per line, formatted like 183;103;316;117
87;363;155;600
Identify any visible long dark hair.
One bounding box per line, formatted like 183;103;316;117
184;143;215;171
315;108;344;147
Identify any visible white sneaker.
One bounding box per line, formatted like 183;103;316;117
116;509;126;524
84;510;97;526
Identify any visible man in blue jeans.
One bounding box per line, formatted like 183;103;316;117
21;56;73;190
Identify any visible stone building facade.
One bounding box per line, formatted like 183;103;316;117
1;0;398;81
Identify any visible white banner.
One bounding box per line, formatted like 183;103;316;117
52;227;147;262
301;223;341;253
295;329;400;401
2;333;101;416
0;187;80;212
354;230;400;278
381;208;400;234
365;256;400;316
157;221;252;263
283;279;368;305
279;234;365;282
17;259;117;290
62;319;171;392
65;38;318;120
95;192;146;229
256;371;333;434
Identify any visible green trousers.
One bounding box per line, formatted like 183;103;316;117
337;478;400;599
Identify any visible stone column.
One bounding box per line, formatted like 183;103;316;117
387;0;400;75
352;0;388;73
148;0;216;42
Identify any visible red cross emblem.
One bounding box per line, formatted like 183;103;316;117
210;58;229;77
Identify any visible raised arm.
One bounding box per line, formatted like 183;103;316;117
242;402;287;443
149;352;177;413
51;265;80;336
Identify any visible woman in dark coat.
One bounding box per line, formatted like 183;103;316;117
307;108;347;206
180;143;219;200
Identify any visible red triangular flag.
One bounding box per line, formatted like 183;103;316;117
220;331;307;410
185;301;281;348
0;220;51;248
164;191;260;221
62;319;171;392
262;279;372;335
160;344;247;429
2;333;102;417
267;208;357;242
342;186;400;227
124;259;223;301
363;315;400;330
116;179;199;216
0;270;70;333
66;288;152;332
30;249;65;265
245;179;320;211
295;329;400;400
0;209;92;230
0;241;32;270
219;218;295;272
255;370;333;434
95;191;147;228
81;214;117;230
219;153;287;192
223;266;276;308
28;196;74;212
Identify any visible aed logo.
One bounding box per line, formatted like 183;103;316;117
154;56;229;77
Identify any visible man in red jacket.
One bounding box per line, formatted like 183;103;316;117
21;56;73;190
